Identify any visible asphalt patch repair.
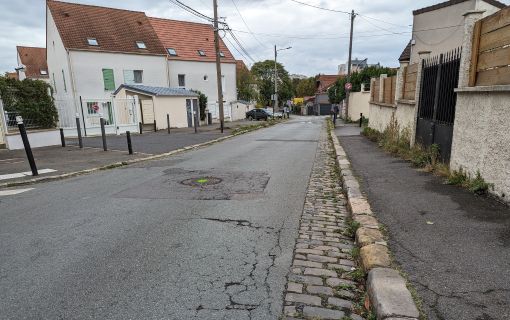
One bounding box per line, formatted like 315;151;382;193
115;168;270;200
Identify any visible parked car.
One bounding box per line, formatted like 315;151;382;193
264;109;284;119
246;108;269;121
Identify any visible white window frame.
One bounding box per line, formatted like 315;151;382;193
167;48;177;56
136;41;147;49
178;74;186;87
197;50;206;56
87;38;99;46
124;70;143;84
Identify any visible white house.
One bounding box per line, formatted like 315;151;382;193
15;46;50;83
46;0;170;135
149;17;238;121
409;0;505;63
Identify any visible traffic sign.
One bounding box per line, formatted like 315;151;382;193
345;82;352;90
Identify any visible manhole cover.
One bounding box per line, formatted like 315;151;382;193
180;177;223;187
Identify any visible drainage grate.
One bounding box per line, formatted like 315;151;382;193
180;177;223;187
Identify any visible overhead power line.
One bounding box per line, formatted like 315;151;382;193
289;0;351;14
357;13;411;28
230;0;268;49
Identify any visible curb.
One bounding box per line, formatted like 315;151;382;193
0;122;274;189
329;126;420;320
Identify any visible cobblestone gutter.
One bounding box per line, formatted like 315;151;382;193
281;123;370;320
330;122;420;320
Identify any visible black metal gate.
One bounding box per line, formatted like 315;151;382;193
416;48;461;161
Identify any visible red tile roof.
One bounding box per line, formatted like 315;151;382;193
16;46;48;79
149;17;236;63
316;75;342;93
6;72;19;80
47;0;166;55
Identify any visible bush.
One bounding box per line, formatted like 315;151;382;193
0;76;58;128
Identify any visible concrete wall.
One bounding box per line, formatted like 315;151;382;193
348;91;370;121
168;60;237;112
450;90;510;202
229;102;254;121
6;130;61;150
368;103;396;133
395;101;416;133
153;96;197;129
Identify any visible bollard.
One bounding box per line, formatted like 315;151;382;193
220;119;224;133
359;113;363;127
126;131;133;155
100;117;107;151
207;112;212;125
76;116;83;148
60;128;66;147
139;122;143;134
153;120;157;132
167;114;170;134
16;116;38;176
194;112;198;133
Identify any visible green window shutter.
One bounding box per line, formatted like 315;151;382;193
102;69;115;91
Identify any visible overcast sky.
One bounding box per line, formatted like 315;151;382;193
2;0;509;76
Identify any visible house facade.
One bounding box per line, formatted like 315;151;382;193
16;46;50;82
149;17;237;121
409;0;505;63
338;58;379;76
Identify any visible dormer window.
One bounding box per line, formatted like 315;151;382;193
197;50;206;56
136;41;147;49
219;52;225;58
40;69;48;75
167;48;177;56
87;38;99;46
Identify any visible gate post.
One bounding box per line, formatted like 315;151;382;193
432;54;444;124
458;10;485;87
411;51;431;146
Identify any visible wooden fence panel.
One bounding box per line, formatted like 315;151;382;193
371;79;380;102
402;63;418;100
383;77;392;103
470;7;510;86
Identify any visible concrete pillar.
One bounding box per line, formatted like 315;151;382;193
396;61;409;101
458;10;485;88
378;74;387;103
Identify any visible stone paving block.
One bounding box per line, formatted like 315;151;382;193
327;296;353;309
304;267;338;278
287;282;303;293
295;248;324;255
307;254;338;263
294;259;323;269
360;244;391;270
302;306;345;320
326;277;357;288
368;268;420;319
283;306;297;316
306;285;334;296
285;293;322;307
288;274;324;285
356;227;385;247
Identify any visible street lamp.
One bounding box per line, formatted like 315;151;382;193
274;45;292;118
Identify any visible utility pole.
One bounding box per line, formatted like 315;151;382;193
345;9;355;119
274;45;278;118
213;0;225;133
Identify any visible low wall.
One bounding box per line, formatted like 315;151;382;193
368;102;395;132
450;89;510;202
395;100;417;134
348;91;370;121
6;129;61;150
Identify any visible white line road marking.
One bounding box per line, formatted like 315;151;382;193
0;158;24;162
0;169;57;181
0;188;34;196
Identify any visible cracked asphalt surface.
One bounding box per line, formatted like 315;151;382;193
0;116;323;320
336;128;510;320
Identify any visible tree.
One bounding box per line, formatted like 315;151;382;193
294;77;317;97
328;66;397;104
236;63;257;102
251;60;292;107
0;76;58;128
192;90;208;121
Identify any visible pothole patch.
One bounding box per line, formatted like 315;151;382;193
180;177;223;187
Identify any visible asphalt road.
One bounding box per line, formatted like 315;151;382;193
337;132;510;320
0;116;323;320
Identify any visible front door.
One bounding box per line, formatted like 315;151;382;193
141;100;155;124
192;99;199;127
186;99;193;128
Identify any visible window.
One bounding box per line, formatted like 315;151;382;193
178;74;185;87
62;69;67;92
167;48;177;56
197;50;206;56
219;52;225;58
136;41;147;49
87;38;98;46
203;75;208;81
102;68;115;91
40;69;48;75
124;70;143;84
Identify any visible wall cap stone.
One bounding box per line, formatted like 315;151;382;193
455;85;510;93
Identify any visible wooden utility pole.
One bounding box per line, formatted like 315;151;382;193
213;0;225;133
274;45;278;117
345;10;355;118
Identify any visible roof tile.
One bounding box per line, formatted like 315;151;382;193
16;46;48;79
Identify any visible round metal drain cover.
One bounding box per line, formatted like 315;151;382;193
180;177;222;187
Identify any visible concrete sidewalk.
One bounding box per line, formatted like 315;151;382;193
0;120;254;185
336;132;510;320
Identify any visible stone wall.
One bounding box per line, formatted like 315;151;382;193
450;89;510;202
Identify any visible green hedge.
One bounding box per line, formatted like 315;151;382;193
0;76;58;128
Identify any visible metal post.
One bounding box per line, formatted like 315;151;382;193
359;113;363;127
60;128;66;147
75;115;83;148
16;117;38;176
274;45;277;119
194;111;198;133
100;116;107;151
126;131;133;155
139;122;143;134
345;10;356;119
153;120;157;132
167;114;171;134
